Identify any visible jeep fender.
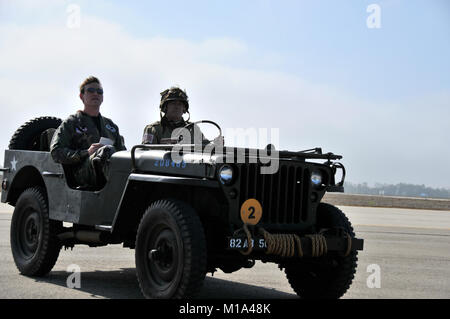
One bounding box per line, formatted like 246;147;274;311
111;173;221;236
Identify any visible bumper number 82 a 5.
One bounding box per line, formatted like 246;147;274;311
228;237;267;250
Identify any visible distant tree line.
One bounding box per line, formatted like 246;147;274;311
344;182;450;199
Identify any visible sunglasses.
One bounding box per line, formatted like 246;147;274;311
84;87;104;95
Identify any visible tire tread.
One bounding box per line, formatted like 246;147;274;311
11;187;61;276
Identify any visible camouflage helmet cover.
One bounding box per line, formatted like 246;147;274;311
160;87;189;113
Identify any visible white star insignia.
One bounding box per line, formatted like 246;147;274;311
10;157;18;171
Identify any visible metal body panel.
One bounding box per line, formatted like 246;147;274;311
1;150;131;226
110;173;221;233
2;150;60;203
2;145;345;234
128;173;219;188
1;149;220;227
1;150;85;223
133;149;214;178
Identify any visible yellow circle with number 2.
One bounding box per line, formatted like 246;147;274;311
240;199;263;225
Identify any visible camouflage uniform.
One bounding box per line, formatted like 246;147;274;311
50;110;126;187
142;87;207;145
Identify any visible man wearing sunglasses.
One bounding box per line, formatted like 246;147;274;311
50;76;126;188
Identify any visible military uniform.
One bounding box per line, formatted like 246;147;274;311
50;110;126;187
142;116;205;144
142;87;207;145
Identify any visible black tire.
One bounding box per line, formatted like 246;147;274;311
135;199;207;299
9;116;62;151
284;203;358;299
10;187;62;276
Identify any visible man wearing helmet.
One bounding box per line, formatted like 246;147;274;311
142;87;206;145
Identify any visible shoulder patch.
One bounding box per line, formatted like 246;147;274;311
75;125;88;134
105;124;117;133
143;133;155;144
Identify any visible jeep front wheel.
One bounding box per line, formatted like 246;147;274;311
284;203;358;299
135;199;207;299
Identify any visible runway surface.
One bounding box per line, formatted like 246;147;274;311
0;203;449;299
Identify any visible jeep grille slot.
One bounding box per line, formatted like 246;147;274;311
239;163;311;225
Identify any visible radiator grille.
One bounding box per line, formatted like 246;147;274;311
238;163;311;224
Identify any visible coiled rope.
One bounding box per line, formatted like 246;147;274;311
305;234;328;257
235;224;335;257
260;228;303;257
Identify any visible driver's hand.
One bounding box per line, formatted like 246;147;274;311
88;143;104;156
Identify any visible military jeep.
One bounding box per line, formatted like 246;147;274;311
1;116;363;299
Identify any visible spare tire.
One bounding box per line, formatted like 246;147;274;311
9;116;62;151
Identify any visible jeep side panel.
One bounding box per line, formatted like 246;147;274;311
2;150;131;226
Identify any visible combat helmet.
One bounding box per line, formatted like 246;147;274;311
160;87;189;113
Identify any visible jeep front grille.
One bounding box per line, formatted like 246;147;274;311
238;163;311;225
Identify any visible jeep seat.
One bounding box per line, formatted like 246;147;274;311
39;128;56;152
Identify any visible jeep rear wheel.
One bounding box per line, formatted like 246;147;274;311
10;187;62;276
135;199;207;299
284;203;358;299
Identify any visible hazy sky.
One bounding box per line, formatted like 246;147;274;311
0;0;449;187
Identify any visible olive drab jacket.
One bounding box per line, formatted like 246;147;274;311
142;116;206;145
50;110;126;165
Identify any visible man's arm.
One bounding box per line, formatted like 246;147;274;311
114;125;127;151
50;119;89;165
192;124;210;144
117;135;126;151
142;125;158;144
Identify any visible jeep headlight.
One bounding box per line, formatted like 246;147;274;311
219;165;234;185
311;170;322;187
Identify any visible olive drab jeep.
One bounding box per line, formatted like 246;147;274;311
1;116;364;299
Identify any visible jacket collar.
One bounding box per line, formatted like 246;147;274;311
161;116;187;128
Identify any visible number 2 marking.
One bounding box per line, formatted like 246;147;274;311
248;206;256;219
240;199;262;225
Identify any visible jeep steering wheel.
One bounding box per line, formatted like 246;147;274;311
181;120;223;143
